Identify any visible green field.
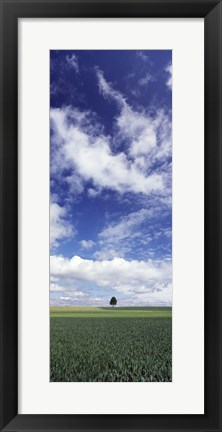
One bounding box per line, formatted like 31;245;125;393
50;306;172;382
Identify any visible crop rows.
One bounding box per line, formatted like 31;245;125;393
50;317;172;382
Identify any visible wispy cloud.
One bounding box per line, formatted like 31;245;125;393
96;68;127;109
80;239;95;249
50;202;74;249
165;63;172;90
94;208;151;260
96;70;171;176
50;52;172;306
51;69;171;201
136;51;153;66
66;53;79;73
138;73;154;87
94;204;171;261
50;282;66;292
50;106;164;195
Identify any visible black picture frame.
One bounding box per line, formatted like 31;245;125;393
0;0;221;431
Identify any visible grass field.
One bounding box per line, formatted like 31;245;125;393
50;306;172;382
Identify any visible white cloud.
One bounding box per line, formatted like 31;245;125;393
50;254;172;306
65;173;84;195
136;51;152;64
87;188;101;198
50;69;172;264
97;68;127;109
97;208;150;247
50;292;108;307
165;63;172;89
138;73;154;87
50;202;74;249
50;69;171;199
96;69;171;165
50;107;164;195
51;288;172;307
94;205;169;260
50;254;172;300
131;73;154;97
80;239;95;249
66;54;79;73
50;282;66;292
117;107;157;157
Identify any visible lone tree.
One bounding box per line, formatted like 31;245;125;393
110;296;117;307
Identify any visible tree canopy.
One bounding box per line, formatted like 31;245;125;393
110;296;117;307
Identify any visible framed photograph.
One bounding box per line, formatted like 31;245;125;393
0;0;221;431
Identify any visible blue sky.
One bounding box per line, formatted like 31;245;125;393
50;50;172;307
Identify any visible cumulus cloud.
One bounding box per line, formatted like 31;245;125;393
50;107;164;195
50;254;172;298
50;202;74;249
80;239;95;249
50;292;109;307
50;282;66;292
50;68;172;201
50;55;172;307
51;286;172;307
50;68;171;199
87;188;101;198
117;108;157;157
